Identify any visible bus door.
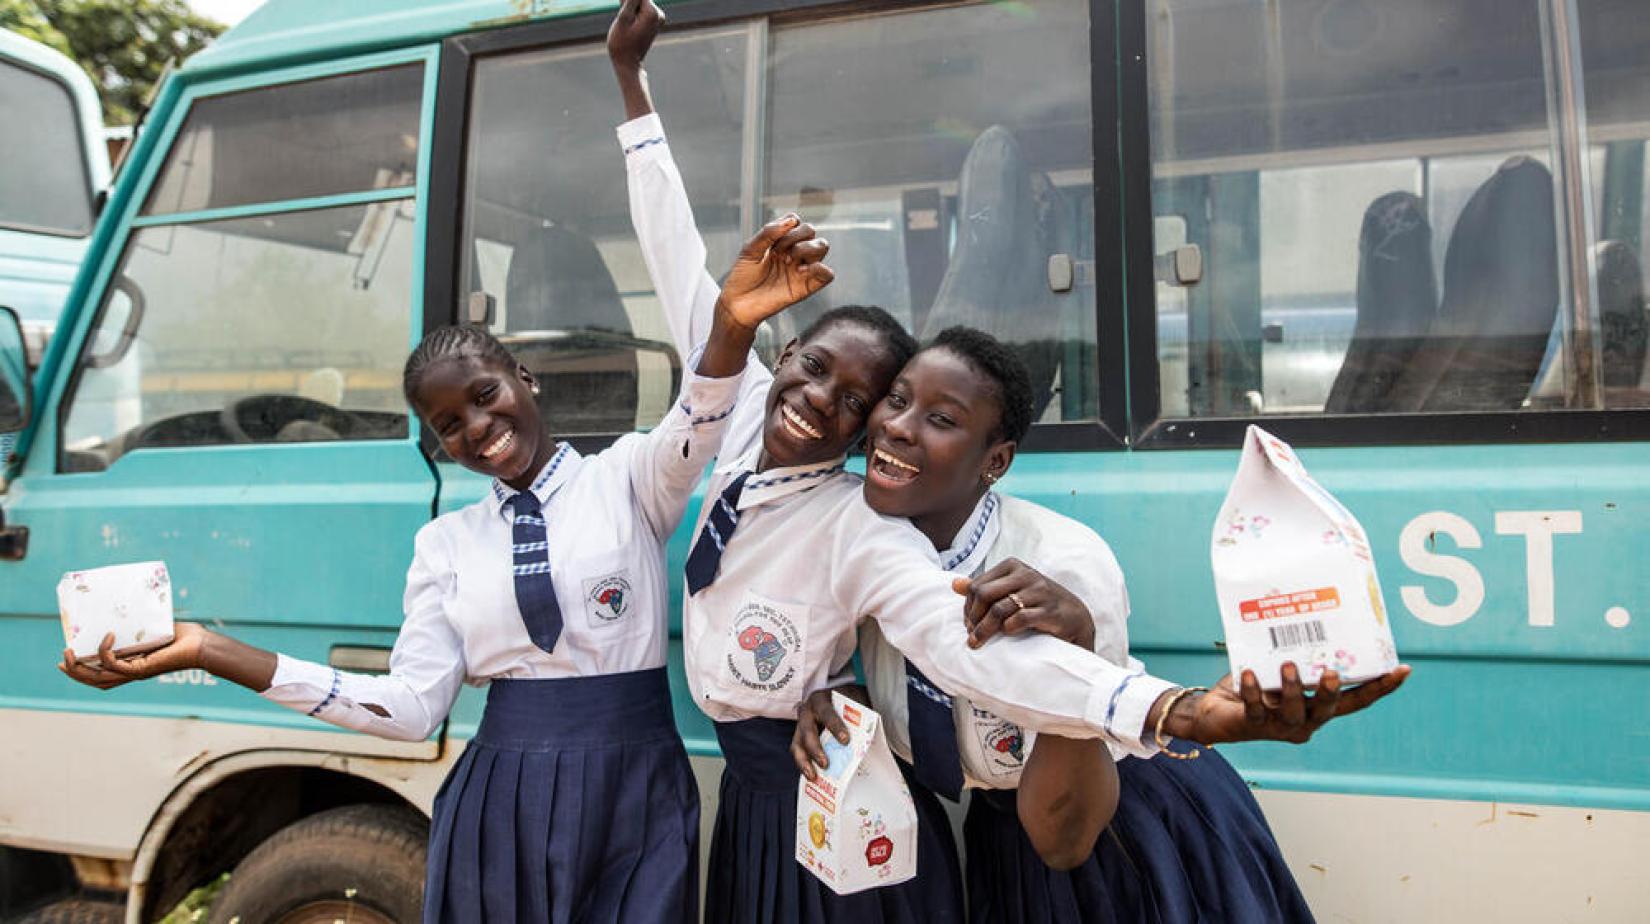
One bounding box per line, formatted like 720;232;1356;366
0;49;443;858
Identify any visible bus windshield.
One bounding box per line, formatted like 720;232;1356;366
0;54;93;237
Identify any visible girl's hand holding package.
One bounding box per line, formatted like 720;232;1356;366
60;622;207;690
1164;662;1411;746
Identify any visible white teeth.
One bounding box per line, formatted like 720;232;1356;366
874;448;920;474
481;429;514;459
781;405;822;439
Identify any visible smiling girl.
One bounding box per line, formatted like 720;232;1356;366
59;219;831;923
795;328;1409;923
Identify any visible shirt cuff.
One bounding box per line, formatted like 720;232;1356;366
676;344;744;426
617;112;668;159
1086;670;1178;759
261;653;342;716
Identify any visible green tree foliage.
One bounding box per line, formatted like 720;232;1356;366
0;0;225;124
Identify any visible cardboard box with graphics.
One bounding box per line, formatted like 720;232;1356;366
795;692;918;894
1212;426;1399;691
58;561;175;664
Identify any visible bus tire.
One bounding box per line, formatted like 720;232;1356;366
206;803;427;924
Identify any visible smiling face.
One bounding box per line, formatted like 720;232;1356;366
760;321;903;469
863;347;1014;546
411;353;554;490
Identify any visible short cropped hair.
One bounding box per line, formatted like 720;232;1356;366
403;324;517;403
927;326;1034;443
798;305;919;373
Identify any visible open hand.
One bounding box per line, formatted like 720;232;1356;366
790;684;867;781
607;0;665;71
1180;662;1412;746
954;558;1096;651
717;214;834;330
59;623;209;690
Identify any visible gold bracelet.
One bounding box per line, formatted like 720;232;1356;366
1153;686;1209;760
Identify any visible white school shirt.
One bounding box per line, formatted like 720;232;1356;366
860;493;1175;790
259;364;744;741
621;113;1173;743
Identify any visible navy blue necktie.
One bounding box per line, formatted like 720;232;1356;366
509;491;562;653
906;660;965;801
685;472;750;595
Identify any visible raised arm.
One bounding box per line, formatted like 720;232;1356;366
629;217;835;536
61;524;467;743
610;0;729;360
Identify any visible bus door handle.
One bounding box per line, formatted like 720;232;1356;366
0;517;26;561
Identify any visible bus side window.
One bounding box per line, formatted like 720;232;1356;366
1146;0;1650;420
765;0;1101;424
59;65;425;472
460;30;749;438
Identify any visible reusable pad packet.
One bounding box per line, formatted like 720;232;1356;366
796;692;918;894
1212;426;1398;690
58;561;175;663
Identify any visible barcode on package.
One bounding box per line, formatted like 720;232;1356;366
1268;620;1327;650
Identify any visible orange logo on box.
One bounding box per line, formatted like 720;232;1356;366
843;703;862;726
1239;587;1341;622
866;836;893;867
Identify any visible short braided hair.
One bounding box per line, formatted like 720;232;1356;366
403;324;518;404
799;305;918;373
927;326;1034;443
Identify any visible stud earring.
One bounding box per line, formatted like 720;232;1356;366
530;383;541;395
983;472;998;485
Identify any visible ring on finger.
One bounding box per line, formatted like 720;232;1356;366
1008;592;1026;612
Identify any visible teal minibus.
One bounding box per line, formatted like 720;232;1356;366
2;0;1647;920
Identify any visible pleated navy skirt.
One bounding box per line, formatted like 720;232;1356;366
963;745;1314;924
424;668;699;924
706;717;965;924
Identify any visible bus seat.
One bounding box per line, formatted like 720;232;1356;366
1388;157;1559;413
1596;240;1647;390
921;125;1074;419
1324;191;1438;414
504;224;641;435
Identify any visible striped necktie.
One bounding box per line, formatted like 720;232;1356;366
509;491;562;653
905;660;965;800
684;471;750;595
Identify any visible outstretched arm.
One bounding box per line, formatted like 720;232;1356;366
60;526;467;742
961;559;1412;746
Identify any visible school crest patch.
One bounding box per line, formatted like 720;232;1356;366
971;706;1025;777
727;600;801;692
582;572;633;628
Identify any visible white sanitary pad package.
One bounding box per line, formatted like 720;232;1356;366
58;561;175;663
795;692;918;895
1211;426;1398;690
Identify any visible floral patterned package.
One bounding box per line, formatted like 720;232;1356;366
795;691;918;894
57;561;175;663
1211;426;1398;691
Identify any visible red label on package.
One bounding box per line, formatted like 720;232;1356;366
1239;587;1341;622
865;836;893;867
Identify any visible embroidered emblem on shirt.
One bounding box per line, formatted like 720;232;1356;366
971;706;1025;776
727;602;800;691
583;572;634;627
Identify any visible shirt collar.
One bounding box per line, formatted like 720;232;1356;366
489;442;580;518
938;491;1002;575
724;444;848;511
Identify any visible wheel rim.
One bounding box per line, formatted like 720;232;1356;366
272;899;399;924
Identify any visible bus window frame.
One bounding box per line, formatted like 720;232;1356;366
427;0;1132;459
45;46;438;476
1114;0;1650;451
0;54;97;240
